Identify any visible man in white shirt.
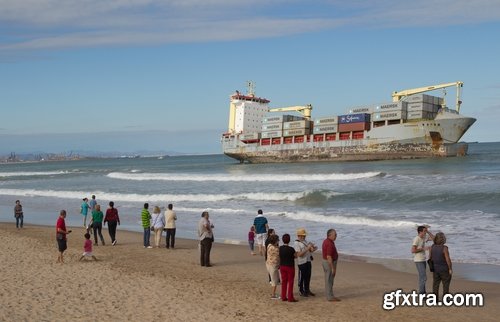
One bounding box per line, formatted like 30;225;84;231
411;225;434;294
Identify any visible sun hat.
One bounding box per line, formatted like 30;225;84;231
296;228;307;236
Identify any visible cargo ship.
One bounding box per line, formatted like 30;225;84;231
221;82;476;163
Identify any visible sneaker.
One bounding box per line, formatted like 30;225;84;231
270;295;280;300
146;246;153;249
299;292;308;297
112;240;117;246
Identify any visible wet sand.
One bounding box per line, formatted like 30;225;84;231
1;223;498;321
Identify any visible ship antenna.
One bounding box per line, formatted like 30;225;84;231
246;81;255;97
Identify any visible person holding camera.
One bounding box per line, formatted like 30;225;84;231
294;228;317;297
198;211;214;267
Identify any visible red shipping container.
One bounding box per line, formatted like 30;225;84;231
313;134;324;142
338;122;370;132
283;137;293;144
339;132;351;140
325;134;336;141
272;138;281;145
261;138;271;145
294;136;304;143
352;131;364;139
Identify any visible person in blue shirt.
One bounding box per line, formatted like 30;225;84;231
81;198;90;227
252;209;269;256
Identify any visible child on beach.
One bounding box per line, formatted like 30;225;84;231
79;233;98;261
248;226;256;255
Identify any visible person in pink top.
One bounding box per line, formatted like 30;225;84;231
79;233;98;261
56;210;71;263
248;226;256;255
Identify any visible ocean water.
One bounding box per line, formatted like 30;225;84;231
1;142;499;268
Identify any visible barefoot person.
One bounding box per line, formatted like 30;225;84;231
56;210;71;263
322;228;340;302
431;232;453;298
79;233;98;261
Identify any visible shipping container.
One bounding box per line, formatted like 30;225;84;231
283;128;310;137
283;137;293;144
283;120;311;129
271;138;281;145
325;133;336;141
352;131;364;140
406;111;435;120
261;123;283;131
338;122;370;132
339;132;351;140
338;113;371;124
241;132;260;140
372;110;406;121
375;101;407;112
406;94;435;103
314;116;338;125
294;136;305;143
260;138;271;145
347;106;374;114
313;124;338;134
263;114;302;123
313;134;324;142
407;102;440;112
261;130;283;139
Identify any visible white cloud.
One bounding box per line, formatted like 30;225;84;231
1;0;500;52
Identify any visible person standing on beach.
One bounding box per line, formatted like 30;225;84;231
430;232;453;298
322;228;340;302
151;206;165;248
253;209;269;256
104;201;120;246
91;204;105;246
14;200;23;229
141;203;152;249
164;204;177;249
411;225;434;294
294;228;317;297
56;210;71;263
89;195;97;212
279;233;298;302
266;234;280;299
198;211;214;267
80;198;90;227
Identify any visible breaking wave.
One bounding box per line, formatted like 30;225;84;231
0;171;70;177
107;171;382;182
0;189;339;203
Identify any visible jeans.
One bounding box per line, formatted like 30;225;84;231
322;260;337;300
165;228;176;248
200;237;212;266
107;221;118;243
415;261;427;294
15;215;24;228
143;227;151;247
92;222;105;245
298;261;312;294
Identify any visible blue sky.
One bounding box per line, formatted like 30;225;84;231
1;0;500;154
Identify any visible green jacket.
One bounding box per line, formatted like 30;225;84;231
141;208;151;228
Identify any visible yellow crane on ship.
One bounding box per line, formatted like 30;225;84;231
392;81;464;112
269;104;313;119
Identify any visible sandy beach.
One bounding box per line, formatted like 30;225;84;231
1;223;498;322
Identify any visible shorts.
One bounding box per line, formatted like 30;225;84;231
57;239;67;252
82;251;93;257
255;233;266;246
266;263;280;286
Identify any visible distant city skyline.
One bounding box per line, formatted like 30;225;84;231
2;1;500;154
